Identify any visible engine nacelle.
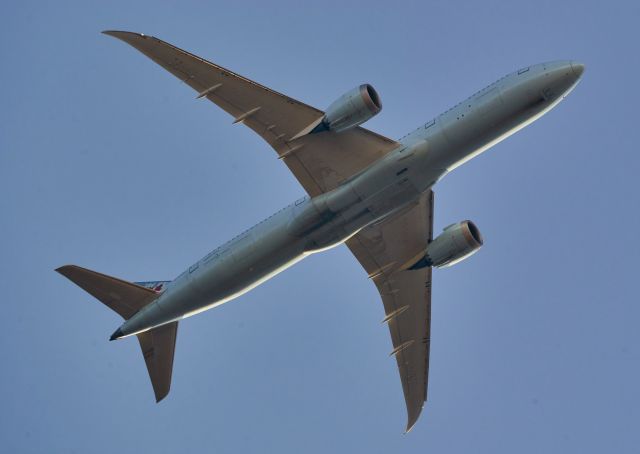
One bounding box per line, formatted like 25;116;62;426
411;220;484;269
316;84;382;133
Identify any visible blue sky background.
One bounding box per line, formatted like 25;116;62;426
2;1;639;452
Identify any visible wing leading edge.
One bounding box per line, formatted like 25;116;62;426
346;190;434;432
103;31;400;196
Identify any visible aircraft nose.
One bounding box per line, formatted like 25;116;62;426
571;61;585;79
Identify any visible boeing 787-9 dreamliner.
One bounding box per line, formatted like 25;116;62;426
57;31;584;432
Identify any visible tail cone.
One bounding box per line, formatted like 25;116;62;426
109;327;124;341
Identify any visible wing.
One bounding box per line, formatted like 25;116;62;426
345;190;434;432
103;31;400;196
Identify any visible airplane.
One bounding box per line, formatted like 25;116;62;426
57;31;584;432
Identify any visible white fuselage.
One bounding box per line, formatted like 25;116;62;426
118;61;583;338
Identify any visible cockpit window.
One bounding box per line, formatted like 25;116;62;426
518;67;530;75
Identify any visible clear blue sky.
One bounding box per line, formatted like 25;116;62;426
2;1;639;452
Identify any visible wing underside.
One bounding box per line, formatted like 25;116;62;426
103;31;400;196
346;190;434;432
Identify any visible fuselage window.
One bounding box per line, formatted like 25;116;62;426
518;67;530;75
424;119;436;129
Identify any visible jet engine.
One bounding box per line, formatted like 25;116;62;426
315;84;382;133
411;220;484;269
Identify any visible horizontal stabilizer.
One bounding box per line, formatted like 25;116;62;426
137;321;179;402
56;265;160;319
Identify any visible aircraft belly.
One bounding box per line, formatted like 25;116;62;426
178;225;305;315
199;236;304;303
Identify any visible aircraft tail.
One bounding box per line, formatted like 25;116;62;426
56;265;178;402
